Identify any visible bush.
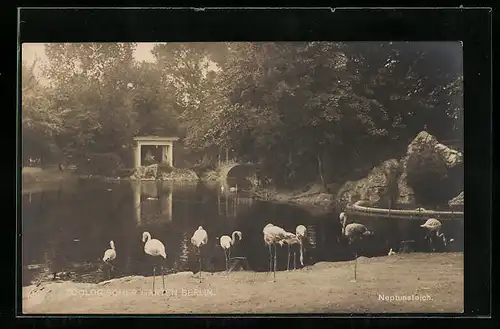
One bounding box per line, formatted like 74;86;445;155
158;162;174;174
406;147;449;205
192;155;215;175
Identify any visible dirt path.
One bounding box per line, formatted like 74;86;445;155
22;253;463;314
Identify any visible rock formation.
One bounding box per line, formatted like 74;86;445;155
336;131;463;207
396;131;463;205
448;191;464;207
404;131;462;170
336;159;400;206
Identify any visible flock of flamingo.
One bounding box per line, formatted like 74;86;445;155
101;210;452;292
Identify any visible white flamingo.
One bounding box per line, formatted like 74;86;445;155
340;212;374;282
338;212;347;242
295;225;307;266
339;212;347;222
420;218;448;251
103;240;116;262
142;232;166;293
229;184;238;193
102;240;116;278
191;226;208;283
278;232;301;271
219;231;243;271
263;223;288;282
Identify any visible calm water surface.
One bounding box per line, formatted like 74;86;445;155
21;179;463;286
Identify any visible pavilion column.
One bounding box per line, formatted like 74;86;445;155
160;145;167;163
167;144;174;167
132;182;141;224
166;186;173;221
134;143;142;168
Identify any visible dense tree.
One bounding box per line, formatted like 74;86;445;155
187;42;463;187
22;42;463;185
22;59;63;165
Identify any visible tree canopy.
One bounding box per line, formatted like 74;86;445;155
22;42;463;183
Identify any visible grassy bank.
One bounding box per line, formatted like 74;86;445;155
23;253;463;314
21;167;78;194
22;167;76;183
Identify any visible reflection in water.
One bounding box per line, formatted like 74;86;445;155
22;179;463;286
132;181;173;225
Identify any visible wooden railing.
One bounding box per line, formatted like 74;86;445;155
346;200;464;220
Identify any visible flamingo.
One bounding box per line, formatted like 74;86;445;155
295;225;307;266
278;232;301;271
142;232;166;293
340;212;374;282
263;223;288;282
103;240;116;262
102;240;116;278
219;231;243;271
229;184;238;193
388;248;396;256
420;218;447;251
338;212;347;242
191;226;208;283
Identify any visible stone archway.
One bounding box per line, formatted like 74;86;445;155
219;163;257;186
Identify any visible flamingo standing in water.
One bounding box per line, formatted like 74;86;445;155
102;240;116;278
340;212;374;282
263;223;288;282
219;231;243;271
420;218;449;251
191;226;208;283
142;232;166;293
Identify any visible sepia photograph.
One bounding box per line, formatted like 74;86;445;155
21;41;464;314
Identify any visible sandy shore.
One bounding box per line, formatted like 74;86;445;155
22;253;463;314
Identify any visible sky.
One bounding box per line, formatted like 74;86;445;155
22;42;220;83
22;42;158;81
22;42;157;64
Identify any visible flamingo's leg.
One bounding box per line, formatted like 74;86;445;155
268;244;272;274
287;244;290;271
161;265;166;293
152;266;156;293
224;249;228;272
299;242;304;266
354;252;358;281
199;247;202;283
273;243;277;282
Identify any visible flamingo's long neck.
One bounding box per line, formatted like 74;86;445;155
144;233;151;243
299;242;304;266
342;217;347;235
110;241;115;250
231;231;241;245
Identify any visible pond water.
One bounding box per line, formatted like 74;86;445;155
21;179;464;286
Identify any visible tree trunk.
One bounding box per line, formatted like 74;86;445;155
317;154;326;188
